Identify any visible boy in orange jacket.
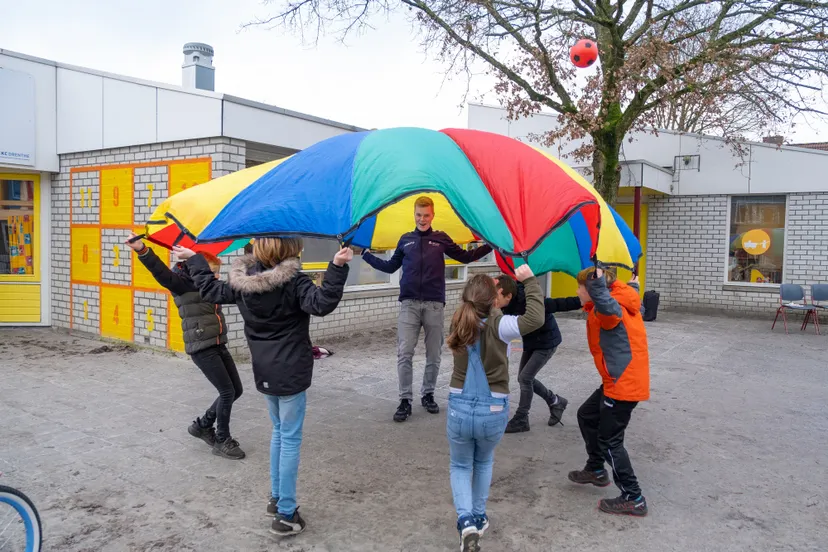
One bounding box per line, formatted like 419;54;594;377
568;266;649;516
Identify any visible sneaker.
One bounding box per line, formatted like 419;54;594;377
548;395;568;426
598;495;648;517
474;513;490;536
393;399;412;422
504;415;530;433
421;393;440;414
567;468;611;487
271;508;306;536
187;419;216;447
212;437;246;460
457;515;480;552
266;496;279;517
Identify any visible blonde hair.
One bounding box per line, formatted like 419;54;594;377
253;237;303;268
576;267;617;287
447;274;498;351
414;196;434;210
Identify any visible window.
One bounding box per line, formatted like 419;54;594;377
0;178;36;276
727;195;786;284
300;238;394;287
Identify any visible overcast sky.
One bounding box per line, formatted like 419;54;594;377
2;0;826;142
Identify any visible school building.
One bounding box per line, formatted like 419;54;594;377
468;104;828;317
0;45;500;357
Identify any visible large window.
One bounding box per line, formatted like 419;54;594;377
301;238;395;287
727;195;786;284
0;178;36;276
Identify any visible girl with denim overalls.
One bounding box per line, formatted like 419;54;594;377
446;265;545;551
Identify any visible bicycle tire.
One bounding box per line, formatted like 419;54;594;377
0;484;42;552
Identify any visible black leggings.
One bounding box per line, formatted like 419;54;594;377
190;344;243;442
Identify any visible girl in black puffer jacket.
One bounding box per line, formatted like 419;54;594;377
174;237;352;537
125;233;245;460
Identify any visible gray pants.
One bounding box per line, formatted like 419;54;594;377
397;300;444;400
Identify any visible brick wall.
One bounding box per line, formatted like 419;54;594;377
646;193;828;316
52;137;247;352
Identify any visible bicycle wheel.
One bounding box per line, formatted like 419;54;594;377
0;485;42;552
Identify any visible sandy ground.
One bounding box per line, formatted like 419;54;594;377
1;312;827;551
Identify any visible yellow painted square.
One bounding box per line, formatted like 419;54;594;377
132;227;170;291
167;294;185;352
71;227;101;283
101;168;134;226
0;284;41;323
169;161;212;197
101;286;133;342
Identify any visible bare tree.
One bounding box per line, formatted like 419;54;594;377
247;0;828;203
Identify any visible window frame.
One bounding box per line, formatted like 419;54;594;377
301;251;401;292
723;194;788;288
0;173;40;283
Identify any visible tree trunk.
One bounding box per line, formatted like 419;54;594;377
590;129;622;205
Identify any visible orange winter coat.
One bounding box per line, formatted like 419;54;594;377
583;277;650;402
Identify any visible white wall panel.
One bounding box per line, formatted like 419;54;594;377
157;89;221;143
103;78;157;148
749;144;828;194
57;68;103;153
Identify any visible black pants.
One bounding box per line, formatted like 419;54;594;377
190;344;243;442
515;348;557;418
577;386;642;499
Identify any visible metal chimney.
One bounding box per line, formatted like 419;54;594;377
182;43;215;91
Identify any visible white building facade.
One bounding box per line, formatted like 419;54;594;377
469;103;828;316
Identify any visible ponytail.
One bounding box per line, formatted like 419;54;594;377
447;274;498;351
448;302;484;351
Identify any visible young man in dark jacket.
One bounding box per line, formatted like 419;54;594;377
174;238;352;537
362;196;492;422
495;274;582;433
125;233;245;460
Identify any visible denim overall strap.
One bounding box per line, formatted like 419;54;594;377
461;341;492;398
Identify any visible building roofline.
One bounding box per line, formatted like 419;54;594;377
1;47;366;132
467;102;828;157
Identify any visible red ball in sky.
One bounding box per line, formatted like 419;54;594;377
570;39;598;68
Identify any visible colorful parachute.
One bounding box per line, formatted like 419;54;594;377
143;128;642;276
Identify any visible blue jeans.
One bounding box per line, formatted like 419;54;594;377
447;394;509;518
265;392;307;517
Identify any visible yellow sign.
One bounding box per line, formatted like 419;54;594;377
101;168;134;226
169;161;211;197
741;229;771;256
147;308;155;332
101;286;133;341
71;227;101;283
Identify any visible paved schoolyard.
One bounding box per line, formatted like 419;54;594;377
1;312;826;552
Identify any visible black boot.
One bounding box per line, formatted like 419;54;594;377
504;414;530;433
421;393;440;414
393;399;412;422
212;437;246;460
187;418;216;447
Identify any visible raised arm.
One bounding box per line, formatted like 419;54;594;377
545;296;583;314
586;272;623;330
126;233;192;296
362;243;404;274
444;240;493;264
295;248;352;316
497;266;545;343
183;253;238;305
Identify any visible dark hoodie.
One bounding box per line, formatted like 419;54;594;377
186;254;348;396
136;247;227;355
501;282;582;351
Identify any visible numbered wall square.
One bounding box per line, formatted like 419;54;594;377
72;171;100;224
134;291;167;349
101;229;132;285
169;161;211;197
71;227;101;284
72;284;100;335
132;227;170;291
100;286;133;342
134;166;169;227
100;168;134;226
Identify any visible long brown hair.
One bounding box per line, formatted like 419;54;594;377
447;274;498;351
